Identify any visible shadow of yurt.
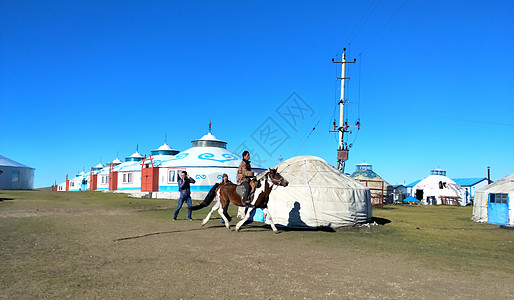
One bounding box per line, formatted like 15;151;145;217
267;156;372;229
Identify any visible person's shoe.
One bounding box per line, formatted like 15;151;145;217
188;218;192;221
172;218;177;221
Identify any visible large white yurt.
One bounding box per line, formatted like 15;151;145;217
0;155;35;190
411;169;467;206
472;173;514;226
266;156;372;228
154;131;265;200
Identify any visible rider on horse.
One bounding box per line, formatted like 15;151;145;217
237;150;256;207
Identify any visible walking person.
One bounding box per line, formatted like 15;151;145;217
173;171;196;221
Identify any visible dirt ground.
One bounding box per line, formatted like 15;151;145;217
0;191;513;299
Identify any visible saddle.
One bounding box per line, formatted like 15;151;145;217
236;180;256;205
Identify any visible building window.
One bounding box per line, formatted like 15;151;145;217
168;169;175;182
11;170;20;183
168;169;185;183
70;182;74;187
489;193;508;204
123;173;133;183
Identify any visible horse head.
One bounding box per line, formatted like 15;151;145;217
268;168;289;187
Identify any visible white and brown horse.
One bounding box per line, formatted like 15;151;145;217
193;168;288;232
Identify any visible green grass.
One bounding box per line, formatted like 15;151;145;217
1;190;513;275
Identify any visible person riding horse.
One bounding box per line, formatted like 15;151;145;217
237;150;256;206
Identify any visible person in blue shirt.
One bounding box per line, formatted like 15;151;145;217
173;171;196;221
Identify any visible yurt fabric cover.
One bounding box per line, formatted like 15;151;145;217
472;173;514;225
267;156;372;228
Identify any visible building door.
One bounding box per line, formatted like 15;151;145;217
488;193;509;225
415;189;424;201
109;171;118;191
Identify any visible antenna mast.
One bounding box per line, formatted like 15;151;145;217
330;48;356;173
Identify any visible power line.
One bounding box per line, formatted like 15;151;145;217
360;0;409;55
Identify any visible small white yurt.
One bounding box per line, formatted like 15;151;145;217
0;155;35;190
155;131;265;200
472;173;514;226
411;169;466;206
267;156;372;228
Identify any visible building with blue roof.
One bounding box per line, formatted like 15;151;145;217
404;169;488;206
451;178;489;204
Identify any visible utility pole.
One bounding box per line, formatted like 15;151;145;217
330;48;356;173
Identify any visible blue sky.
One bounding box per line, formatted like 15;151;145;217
1;0;513;188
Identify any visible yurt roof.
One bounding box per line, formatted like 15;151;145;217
111;158;122;164
116;161;142;172
191;132;227;148
94;163;104;169
0;155;34;169
155;143;174;151
126;151;143;159
273;156;367;189
350;169;379;179
159;132;264;170
150;142;180;158
414;174;460;188
476;173;514;194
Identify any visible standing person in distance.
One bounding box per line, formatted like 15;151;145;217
173;171;196;221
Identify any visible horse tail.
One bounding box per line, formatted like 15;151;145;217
190;183;220;211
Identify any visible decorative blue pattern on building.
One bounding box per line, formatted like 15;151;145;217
198;153;238;163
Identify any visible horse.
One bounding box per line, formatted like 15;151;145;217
191;168;288;232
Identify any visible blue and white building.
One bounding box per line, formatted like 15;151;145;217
68;171;89;191
113;149;144;193
154;131;265;200
96;158;122;191
451;178;489;204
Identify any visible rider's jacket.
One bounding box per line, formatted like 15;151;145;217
237;159;253;184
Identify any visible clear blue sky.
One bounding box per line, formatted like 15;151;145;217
1;0;513;188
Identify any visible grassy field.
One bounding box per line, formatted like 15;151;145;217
1;190;513;299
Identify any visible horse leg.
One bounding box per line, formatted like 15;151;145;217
262;207;278;233
202;198;220;226
236;206;245;219
235;206;255;232
218;204;230;229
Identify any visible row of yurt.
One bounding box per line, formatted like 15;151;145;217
407;169;467;206
55;131;267;200
267;156;372;228
0;155;35;190
473;173;513;226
